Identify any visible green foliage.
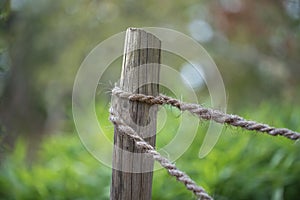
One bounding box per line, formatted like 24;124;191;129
1;102;300;199
0;0;10;22
0;134;111;200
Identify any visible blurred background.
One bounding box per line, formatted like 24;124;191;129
0;0;300;199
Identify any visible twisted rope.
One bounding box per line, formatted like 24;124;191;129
109;108;213;200
112;87;300;141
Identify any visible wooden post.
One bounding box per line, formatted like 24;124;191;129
110;28;161;200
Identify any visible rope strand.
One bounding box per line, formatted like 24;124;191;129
109;108;213;200
112;87;300;141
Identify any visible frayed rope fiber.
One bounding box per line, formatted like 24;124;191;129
109;108;213;200
112;87;300;141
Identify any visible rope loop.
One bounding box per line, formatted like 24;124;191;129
110;87;300;200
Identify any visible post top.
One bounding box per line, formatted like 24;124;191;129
126;27;160;42
127;27;138;31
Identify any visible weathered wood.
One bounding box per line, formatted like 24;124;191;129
110;28;161;200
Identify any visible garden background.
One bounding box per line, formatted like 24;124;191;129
0;0;300;199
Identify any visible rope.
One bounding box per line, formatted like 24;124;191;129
112;87;300;141
109;108;213;200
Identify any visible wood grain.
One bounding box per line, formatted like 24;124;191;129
110;28;161;200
